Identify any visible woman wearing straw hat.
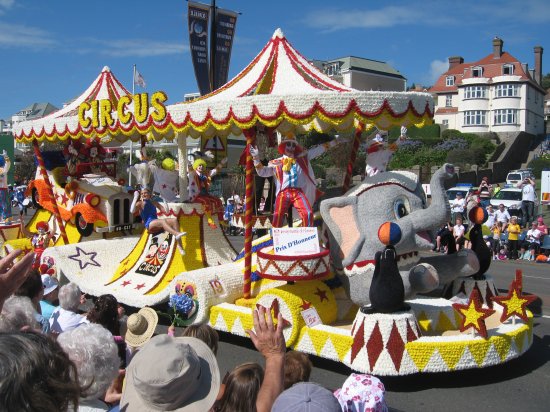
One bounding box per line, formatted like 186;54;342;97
124;307;158;363
250;132;347;227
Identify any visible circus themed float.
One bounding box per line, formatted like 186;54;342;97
8;29;533;375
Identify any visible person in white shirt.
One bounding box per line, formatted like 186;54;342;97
518;176;536;227
484;204;496;229
450;192;465;224
453;216;466;250
49;283;89;334
524;221;542;261
494;203;511;232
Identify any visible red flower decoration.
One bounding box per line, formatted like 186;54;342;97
491;275;536;323
453;289;495;339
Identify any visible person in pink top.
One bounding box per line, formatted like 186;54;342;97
536;216;548;236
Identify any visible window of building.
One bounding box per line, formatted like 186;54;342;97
494;109;518;125
495;83;519;98
464;110;487;126
472;66;483;77
324;62;341;77
464;85;487;99
502;64;514;75
445;95;452;107
446;76;455;86
442;119;449;126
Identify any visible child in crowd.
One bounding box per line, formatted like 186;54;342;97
497;246;508;260
506;216;521;260
491;221;503;260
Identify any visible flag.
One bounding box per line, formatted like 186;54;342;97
134;69;146;89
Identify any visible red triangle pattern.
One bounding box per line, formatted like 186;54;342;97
406;319;419;342
386;322;405;371
350;318;365;364
366;322;384;371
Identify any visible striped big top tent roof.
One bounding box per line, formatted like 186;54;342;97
165;28;434;139
13;66;172;144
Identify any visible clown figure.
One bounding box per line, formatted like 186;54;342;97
151;157;179;202
364;130;408;177
250;133;347;227
0;151;11;223
20;220;56;269
187;155;227;228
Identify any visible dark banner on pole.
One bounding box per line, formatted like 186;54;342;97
188;1;211;95
213;7;238;90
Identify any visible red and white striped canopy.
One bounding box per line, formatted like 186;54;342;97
165;28;433;139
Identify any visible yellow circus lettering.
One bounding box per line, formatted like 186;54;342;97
133;93;149;123
117;95;132;124
150;91;167;122
90;100;100;128
99;99;114;127
78;102;92;128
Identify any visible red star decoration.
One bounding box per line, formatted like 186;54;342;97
190;182;196;186
314;287;328;302
162;184;167;189
453;289;495;339
121;280;131;287
256;299;291;328
299;298;312;310
60;192;69;206
135;283;146;290
491;274;536;323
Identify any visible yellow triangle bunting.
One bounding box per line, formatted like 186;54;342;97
437;345;466;370
437;312;455;332
468;340;492;366
405;342;437;371
416;311;432;333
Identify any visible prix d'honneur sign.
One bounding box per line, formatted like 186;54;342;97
272;227;320;256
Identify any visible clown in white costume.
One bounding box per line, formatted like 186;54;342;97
365;127;408;177
0;151;12;223
150;158;179;203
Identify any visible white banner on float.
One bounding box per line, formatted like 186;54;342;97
272;227;320;256
541;170;550;205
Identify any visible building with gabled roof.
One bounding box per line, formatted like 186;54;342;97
430;37;545;135
311;56;406;92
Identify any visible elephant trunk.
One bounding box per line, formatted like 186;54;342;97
413;163;454;230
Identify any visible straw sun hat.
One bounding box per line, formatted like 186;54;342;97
125;307;158;347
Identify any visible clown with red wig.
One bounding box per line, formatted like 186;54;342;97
20;220;56;269
250;133;347;228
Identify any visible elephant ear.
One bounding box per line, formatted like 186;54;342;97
320;196;363;267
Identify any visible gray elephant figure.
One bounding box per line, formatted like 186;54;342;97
320;163;480;307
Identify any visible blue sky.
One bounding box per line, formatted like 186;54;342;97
1;0;549;120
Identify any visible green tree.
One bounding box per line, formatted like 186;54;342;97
542;72;550;90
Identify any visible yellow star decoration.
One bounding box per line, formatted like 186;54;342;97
492;280;536;323
453;289;495;339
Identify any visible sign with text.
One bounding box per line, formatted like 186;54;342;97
301;307;322;327
213;7;238;90
188;1;211;95
272;227;320;256
541;170;550;205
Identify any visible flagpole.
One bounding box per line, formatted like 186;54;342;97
129;64;136;187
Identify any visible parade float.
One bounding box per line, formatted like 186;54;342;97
11;29;533;375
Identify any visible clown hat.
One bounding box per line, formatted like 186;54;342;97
277;132;303;155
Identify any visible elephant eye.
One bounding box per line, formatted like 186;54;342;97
393;198;410;219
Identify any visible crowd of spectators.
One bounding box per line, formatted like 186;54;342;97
0;248;390;412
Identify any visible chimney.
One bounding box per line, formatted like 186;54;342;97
448;56;464;69
534;45;543;85
493;37;503;58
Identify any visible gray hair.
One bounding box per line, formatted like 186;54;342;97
0;296;40;332
58;283;81;311
58;323;119;400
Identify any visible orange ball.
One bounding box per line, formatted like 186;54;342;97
378;222;401;246
468;206;487;224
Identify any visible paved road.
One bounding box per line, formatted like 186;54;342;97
222;234;550;411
